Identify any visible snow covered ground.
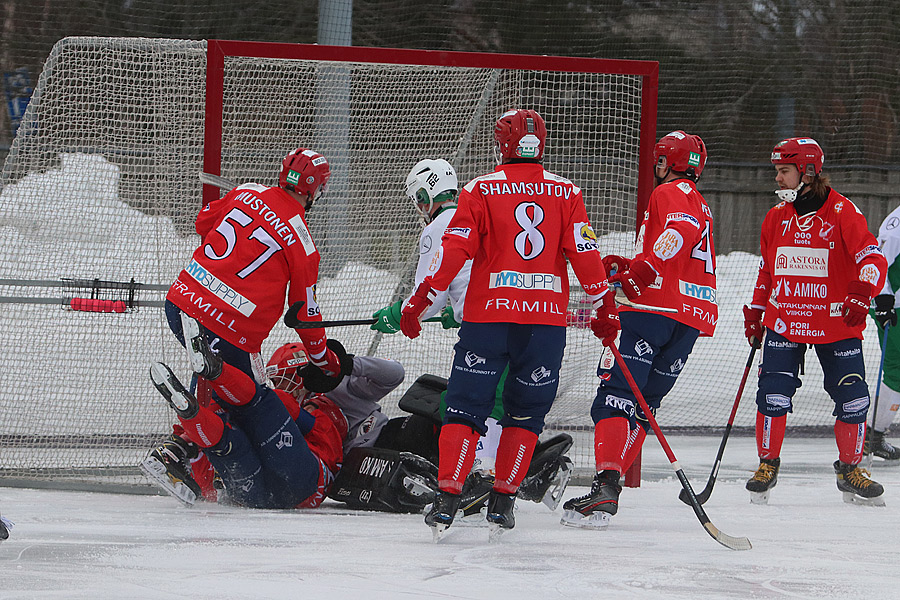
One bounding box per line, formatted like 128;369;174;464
3;435;900;600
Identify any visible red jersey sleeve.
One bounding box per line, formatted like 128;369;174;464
751;212;773;309
843;202;887;294
561;189;609;298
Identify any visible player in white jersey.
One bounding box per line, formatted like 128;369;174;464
868;205;900;460
371;159;503;474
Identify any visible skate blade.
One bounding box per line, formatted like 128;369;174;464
841;491;886;507
541;460;573;511
431;523;450;543
150;362;194;413
180;313;207;374
456;507;488;526
749;490;770;505
559;509;611;530
488;522;510;543
140;457;197;507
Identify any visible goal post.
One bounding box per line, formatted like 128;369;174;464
0;36;659;490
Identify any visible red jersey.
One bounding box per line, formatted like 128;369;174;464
750;189;886;343
429;162;610;325
166;183;326;353
628;178;717;335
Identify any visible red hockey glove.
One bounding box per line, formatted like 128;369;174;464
609;259;657;301
590;292;620;347
602;255;631;277
742;305;764;347
842;280;874;328
400;279;438;339
308;345;342;378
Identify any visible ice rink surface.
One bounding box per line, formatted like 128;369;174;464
3;435;900;600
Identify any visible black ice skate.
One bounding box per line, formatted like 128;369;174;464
0;513;10;541
425;490;462;542
834;460;886;507
486;490;517;541
181;313;222;380
864;426;900;462
518;433;574;510
457;471;493;523
560;470;621;530
746;457;780;505
150;362;199;419
139;434;202;507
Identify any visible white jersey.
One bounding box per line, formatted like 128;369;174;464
877;205;900;306
410;206;472;320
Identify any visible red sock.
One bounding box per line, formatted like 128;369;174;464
594;417;630;472
209;362;256;406
179;405;225;448
756;412;786;460
493;427;538;494
437;423;480;494
834;420;865;465
622;424;647;472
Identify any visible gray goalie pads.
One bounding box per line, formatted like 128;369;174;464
328;447;438;513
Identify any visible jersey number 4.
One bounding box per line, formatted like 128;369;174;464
204;207;282;278
690;221;714;274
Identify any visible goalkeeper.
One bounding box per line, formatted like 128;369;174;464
370;159;504;475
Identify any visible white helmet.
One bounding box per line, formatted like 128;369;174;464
405;159;458;222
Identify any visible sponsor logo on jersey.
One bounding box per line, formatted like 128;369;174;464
834;347;862;358
830;302;843;318
477;181;574;199
855;245;883;263
483;297;564;315
574;222;599;252
774;318;787;334
679;280;717;304
445;227;470;239
465;351;486;368
767;339;799;349
669;359;684;373
604;394;635;417
842;396;870;414
305;285;321;318
653;228;684;260
634;339;653;357
775;279;828;299
773;246;829;277
276;430;294;450
184;259;257;317
887;216;900;231
531;366;551;382
859;264;880;285
819;222;835;240
665;212;700;229
288;214;316;255
834;201;844;213
765;394;791;409
789;322;825;337
677;181;693;194
488;270;562;292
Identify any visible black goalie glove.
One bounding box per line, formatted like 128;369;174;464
298;339;354;393
873;294;897;330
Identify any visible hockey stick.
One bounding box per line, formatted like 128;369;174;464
283;301;440;329
199;172;238;191
866;322;890;470
678;340;759;506
608;344;752;550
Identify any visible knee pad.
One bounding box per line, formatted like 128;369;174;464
497;413;544;435
831;375;870;424
756;371;797;418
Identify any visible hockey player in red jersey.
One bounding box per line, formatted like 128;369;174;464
399;108;620;539
743;137;888;506
562;130;716;530
164;147;343;399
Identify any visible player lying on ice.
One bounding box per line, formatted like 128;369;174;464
144;336;575;515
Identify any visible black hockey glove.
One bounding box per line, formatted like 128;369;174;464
298;339;354;393
873;294;897;330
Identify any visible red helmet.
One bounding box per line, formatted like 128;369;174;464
279;148;331;199
265;342;309;395
654;131;707;180
494;109;547;161
771;137;824;176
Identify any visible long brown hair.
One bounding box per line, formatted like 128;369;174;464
809;173;831;198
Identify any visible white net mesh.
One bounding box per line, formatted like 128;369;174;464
3;37;878;491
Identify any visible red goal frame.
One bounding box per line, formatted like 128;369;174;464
202;40;659;229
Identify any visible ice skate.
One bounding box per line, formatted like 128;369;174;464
425;490;461;542
486;490;516;542
139;434;201;507
181;313;222;380
834;460;886;507
150;362;199;419
864;426;900;462
0;514;10;541
518;433;574;510
560;470;620;530
746;457;779;504
456;471;493;524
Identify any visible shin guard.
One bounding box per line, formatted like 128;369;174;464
437;423;480;494
835;419;865;464
594;417;630;472
493;427;538;494
756;412;786;460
